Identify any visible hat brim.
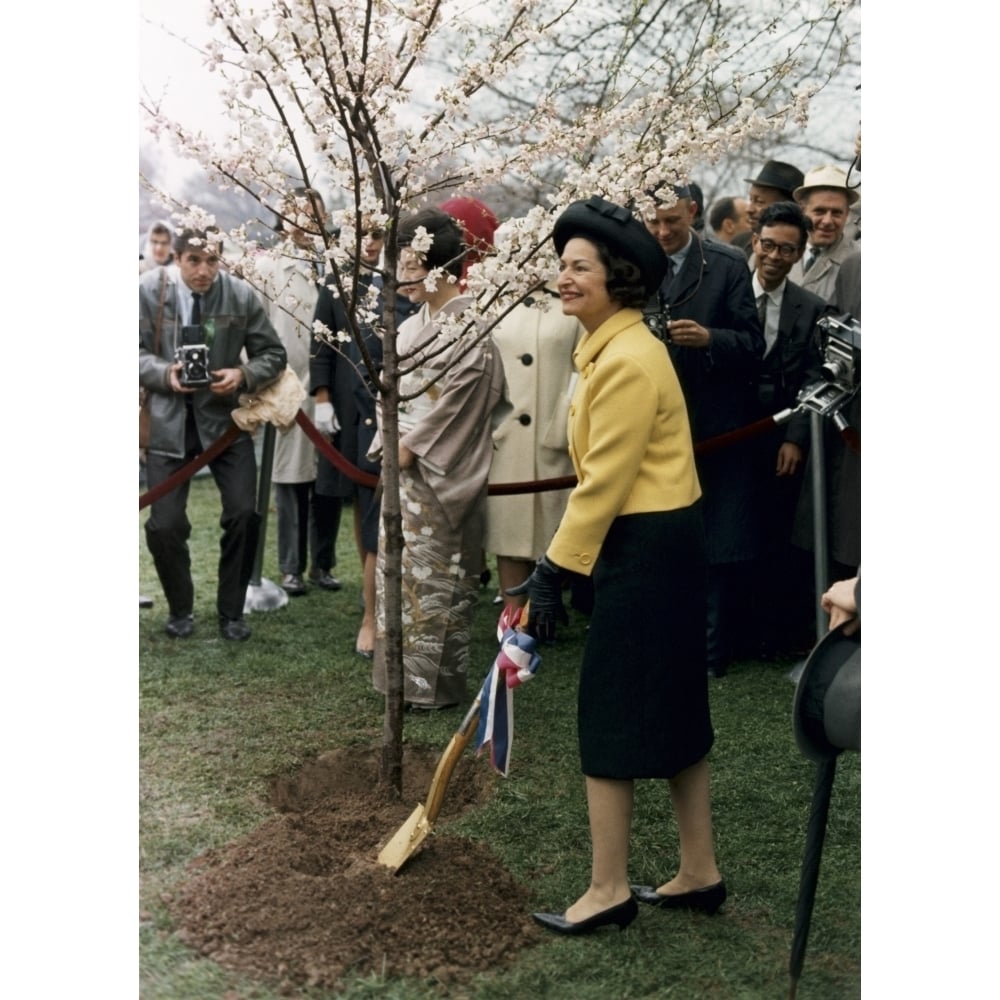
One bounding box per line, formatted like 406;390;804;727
793;184;861;206
793;624;861;762
552;198;667;297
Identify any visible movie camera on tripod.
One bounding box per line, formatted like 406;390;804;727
796;314;860;431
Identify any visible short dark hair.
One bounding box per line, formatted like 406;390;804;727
590;240;649;309
708;197;739;233
397;208;465;279
174;228;223;258
755;201;811;248
149;221;172;238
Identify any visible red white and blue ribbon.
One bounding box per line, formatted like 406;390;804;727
475;605;542;776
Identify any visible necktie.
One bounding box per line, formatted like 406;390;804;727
803;246;820;273
663;257;674;288
191;292;202;325
758;293;775;357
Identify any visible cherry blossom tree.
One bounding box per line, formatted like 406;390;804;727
141;0;859;798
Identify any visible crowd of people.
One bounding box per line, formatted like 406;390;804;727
139;154;860;666
140;154;860;929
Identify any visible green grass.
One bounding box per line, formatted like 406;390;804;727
140;478;860;999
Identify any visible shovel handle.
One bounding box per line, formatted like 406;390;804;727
423;697;481;826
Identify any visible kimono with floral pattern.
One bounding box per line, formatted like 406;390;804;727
371;295;509;706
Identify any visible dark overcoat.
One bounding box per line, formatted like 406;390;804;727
648;235;764;564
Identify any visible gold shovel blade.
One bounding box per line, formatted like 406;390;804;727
376;699;482;873
377;803;432;872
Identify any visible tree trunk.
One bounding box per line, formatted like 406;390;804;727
376;260;406;801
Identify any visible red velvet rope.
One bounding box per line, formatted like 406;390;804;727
138;425;242;510
139;408;859;510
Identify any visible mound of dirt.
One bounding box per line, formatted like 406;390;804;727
167;746;541;993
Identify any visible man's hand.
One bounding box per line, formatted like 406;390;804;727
505;554;568;643
314;401;340;436
776;442;803;477
666;319;711;348
209;368;244;395
821;577;859;636
398;443;415;469
168;362;196;394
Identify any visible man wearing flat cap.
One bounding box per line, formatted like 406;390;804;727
788;165;860;305
644;187;765;678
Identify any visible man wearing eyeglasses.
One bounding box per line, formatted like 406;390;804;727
749;201;829;656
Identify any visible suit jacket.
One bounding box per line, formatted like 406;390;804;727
832;249;861;319
139;266;286;459
788;234;858;305
758;280;828;449
648;235;764;563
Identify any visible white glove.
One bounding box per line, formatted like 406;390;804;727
314;401;340;436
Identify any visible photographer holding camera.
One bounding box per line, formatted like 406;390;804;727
139;228;286;641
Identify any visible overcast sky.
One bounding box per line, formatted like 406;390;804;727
140;0;861;199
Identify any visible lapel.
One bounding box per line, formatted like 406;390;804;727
667;234;704;304
805;251;834;288
775;287;802;360
161;266;182;352
574;308;643;371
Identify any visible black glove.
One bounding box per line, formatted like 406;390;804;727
506;554;568;643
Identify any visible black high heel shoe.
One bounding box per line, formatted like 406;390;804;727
630;880;727;915
532;896;638;936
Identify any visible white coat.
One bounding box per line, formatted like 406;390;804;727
254;251;321;483
485;290;583;559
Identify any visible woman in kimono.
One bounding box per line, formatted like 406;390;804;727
370;208;507;709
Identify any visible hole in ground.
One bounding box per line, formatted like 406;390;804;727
168;743;540;992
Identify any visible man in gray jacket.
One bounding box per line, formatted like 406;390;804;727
139;229;287;641
787;165;860;304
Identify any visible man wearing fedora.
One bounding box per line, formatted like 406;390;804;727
788;165;860;305
745;159;806;231
731;160;804;257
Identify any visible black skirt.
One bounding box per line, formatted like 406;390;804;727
578;503;713;779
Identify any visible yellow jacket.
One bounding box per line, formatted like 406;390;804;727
546;308;701;575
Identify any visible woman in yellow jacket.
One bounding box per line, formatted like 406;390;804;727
512;197;725;934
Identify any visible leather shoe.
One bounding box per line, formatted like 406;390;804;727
219;616;251;641
630;880;727;915
308;570;342;591
165;614;194;639
532;896;638;936
281;573;307;596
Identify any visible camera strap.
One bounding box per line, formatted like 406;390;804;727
154;268;168;357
